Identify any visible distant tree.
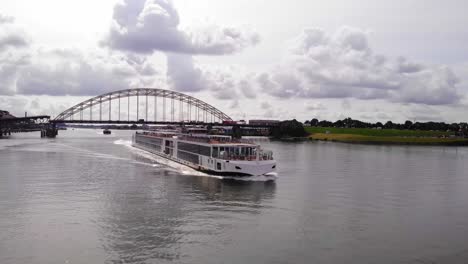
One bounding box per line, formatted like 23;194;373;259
310;118;319;127
376;122;383;128
384;121;394;129
318;120;333;127
404;120;413;129
271;119;307;139
343;118;352;128
448;123;459;132
334;120;344;128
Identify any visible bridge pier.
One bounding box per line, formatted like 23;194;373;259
0;128;11;138
41;124;58;138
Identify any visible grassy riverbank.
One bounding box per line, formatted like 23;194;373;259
306;127;468;145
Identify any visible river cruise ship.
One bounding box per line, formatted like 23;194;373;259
132;131;276;176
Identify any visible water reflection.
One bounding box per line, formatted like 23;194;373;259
97;167;276;263
179;175;276;203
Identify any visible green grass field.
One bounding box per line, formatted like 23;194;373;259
305;127;453;137
305;127;468;145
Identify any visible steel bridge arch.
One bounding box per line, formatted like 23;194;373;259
54;88;233;122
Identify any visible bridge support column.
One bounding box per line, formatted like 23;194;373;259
41;124;58;138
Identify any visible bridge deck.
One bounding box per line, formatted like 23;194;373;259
50;120;277;128
0;116;51;123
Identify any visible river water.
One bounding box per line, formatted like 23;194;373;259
1;129;468;264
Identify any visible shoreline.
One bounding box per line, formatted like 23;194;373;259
309;133;468;146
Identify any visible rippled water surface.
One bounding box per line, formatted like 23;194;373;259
1;129;468;264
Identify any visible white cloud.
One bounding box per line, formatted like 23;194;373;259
16;49;159;96
257;26;463;106
0;14;14;24
0;14;29;52
167;53;251;101
0;14;30;95
239;79;256;99
304;102;326;111
260;101;271;109
103;0;259;55
166;53;206;92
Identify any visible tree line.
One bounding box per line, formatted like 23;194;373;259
304;117;468;133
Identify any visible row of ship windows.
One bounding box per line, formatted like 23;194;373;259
137;141;162;151
137;139;210;158
136;140;163;148
137;138;212;163
177;150;199;164
178;142;211;156
136;137;163;145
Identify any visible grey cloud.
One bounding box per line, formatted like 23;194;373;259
166;53;206;92
341;99;351;110
257;73;300;99
121;53;158;76
376;112;392;120
209;72;239;100
396;57;424;73
0;16;30;95
167;53;246;101
0;34;29;51
16;49;157;96
0;96;28;115
0;14;14;24
103;0;259;55
393;66;460;105
239;79;256;99
260;26;462;106
260;101;271;109
30;98;40;110
0;63;20;95
0;16;29;51
229;100;239;109
305;102;326;111
406;105;443;122
0;17;29;53
359;112;393;122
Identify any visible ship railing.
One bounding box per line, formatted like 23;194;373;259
138;131;176;138
177;135;255;145
259;150;274;161
178;135;211;143
218;154;258;161
214;153;274;161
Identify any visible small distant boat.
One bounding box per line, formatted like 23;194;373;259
103;129;111;135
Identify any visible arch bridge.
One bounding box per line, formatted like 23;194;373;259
53;88;233;124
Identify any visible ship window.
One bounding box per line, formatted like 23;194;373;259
177;150;199;164
212;147;218;158
178;142;211;156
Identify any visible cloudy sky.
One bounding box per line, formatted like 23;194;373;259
1;0;467;122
